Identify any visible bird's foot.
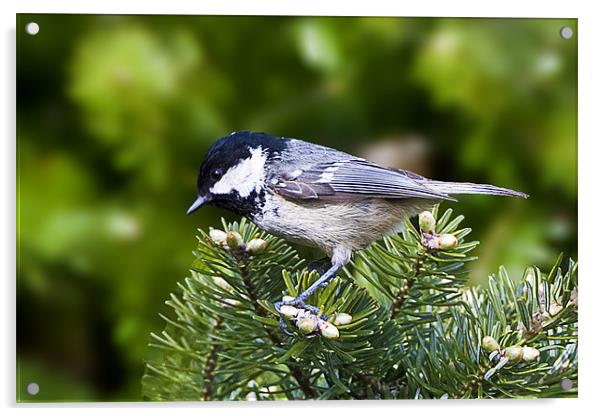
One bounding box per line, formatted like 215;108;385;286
275;262;342;335
275;297;322;316
275;297;329;335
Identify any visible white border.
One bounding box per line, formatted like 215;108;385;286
5;0;583;17
3;1;600;415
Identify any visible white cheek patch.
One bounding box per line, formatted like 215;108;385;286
210;147;267;197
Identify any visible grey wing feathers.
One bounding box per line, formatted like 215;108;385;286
273;181;321;199
424;180;529;199
272;159;456;201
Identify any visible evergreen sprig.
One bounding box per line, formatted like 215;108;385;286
142;208;578;400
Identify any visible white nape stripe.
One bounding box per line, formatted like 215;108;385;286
210;147;267;197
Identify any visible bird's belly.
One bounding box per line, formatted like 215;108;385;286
253;193;431;256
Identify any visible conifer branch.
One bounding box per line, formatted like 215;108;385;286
142;208;578;401
390;253;423;319
202;316;223;400
238;260;316;398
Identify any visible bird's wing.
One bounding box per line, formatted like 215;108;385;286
270;159;455;201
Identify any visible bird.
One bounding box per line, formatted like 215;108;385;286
187;131;528;322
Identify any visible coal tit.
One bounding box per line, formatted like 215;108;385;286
187;131;527;319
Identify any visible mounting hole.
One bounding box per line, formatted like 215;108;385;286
26;382;40;396
560;378;573;390
560;26;573;40
25;22;39;35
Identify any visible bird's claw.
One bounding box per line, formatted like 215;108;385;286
279;316;293;335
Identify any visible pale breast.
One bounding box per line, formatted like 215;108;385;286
253;192;432;256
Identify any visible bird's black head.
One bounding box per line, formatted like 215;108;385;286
187;131;288;217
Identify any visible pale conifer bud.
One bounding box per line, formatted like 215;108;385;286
522;346;540;362
246;238;268;255
226;231;244;250
279;305;299;318
209;229;227;245
482;336;500;353
297;315;319;334
418;211;436;233
438;234;459;250
504;346;524;364
333;313;353;326
320;321;340;339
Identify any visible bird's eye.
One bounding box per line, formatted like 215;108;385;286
210;168;223;181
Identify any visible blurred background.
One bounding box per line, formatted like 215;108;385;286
16;15;577;401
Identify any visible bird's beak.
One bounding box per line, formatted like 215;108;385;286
186;195;209;215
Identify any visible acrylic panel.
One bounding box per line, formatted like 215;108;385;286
16;14;577;402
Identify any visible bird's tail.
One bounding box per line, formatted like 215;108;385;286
424;180;529;199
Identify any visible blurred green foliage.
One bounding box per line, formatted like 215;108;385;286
17;15;576;401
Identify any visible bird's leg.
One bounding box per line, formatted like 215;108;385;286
275;262;342;317
297;263;341;302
